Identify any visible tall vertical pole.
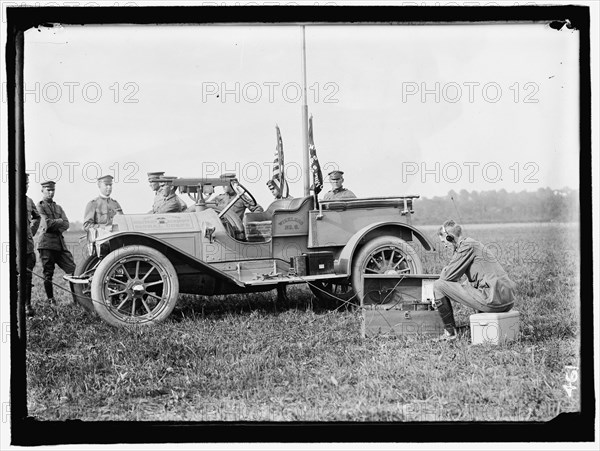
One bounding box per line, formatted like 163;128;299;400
9;24;28;427
301;25;310;197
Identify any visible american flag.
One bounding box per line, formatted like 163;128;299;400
308;116;324;195
273;125;289;198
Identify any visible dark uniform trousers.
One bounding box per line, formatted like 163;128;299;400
38;199;76;299
17;197;40;308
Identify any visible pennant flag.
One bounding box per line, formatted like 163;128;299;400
273;125;289;198
308;115;324;195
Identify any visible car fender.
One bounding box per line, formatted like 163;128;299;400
335;221;435;274
95;231;245;287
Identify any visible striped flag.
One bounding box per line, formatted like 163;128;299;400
273;125;289;198
308;115;324;195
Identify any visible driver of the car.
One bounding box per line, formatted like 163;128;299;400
213;183;263;221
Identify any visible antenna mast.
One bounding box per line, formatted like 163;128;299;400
301;26;310;196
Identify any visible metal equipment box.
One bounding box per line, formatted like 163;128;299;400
306;251;334;275
361;274;444;337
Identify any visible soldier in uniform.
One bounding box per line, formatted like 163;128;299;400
266;179;293;200
37;180;76;304
18;174;41;316
154;176;187;213
148;171;165;214
432;219;516;341
213;183;263;221
322;170;357;201
83;175;124;231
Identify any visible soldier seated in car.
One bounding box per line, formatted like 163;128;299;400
154;176;187;213
322;170;357;201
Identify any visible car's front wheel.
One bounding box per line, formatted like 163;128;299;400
91;245;179;327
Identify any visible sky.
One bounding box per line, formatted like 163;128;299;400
19;20;580;219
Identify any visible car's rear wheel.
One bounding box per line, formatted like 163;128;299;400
91;245;179;327
351;236;423;306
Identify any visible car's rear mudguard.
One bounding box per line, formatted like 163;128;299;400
335;221;435;274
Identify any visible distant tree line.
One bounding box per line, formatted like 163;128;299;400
412;187;579;225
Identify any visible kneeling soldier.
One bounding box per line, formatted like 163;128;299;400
432;220;516;341
37;180;76;304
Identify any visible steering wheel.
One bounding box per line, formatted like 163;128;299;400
230;180;257;207
217;180;256;226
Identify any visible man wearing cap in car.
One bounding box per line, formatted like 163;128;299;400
322;170;357;201
213;183;264;221
148;171;165;213
37;180;76;304
154;175;187;213
266;179;293;200
83;175;124;231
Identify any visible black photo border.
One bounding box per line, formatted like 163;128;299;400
5;4;594;446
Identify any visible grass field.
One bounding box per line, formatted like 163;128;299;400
25;223;581;422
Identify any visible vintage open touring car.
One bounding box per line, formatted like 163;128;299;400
67;174;437;328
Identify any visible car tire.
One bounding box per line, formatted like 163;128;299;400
91;245;179;327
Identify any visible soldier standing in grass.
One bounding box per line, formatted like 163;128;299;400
147;171;165;213
432;219;516;341
322;170;356;201
83;175;123;231
17;173;41;316
37;180;76;305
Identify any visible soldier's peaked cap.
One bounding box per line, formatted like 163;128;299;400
147;171;165;181
41;180;56;188
97;175;114;183
157;175;177;183
328;170;344;178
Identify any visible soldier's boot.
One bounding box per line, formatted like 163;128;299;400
44;279;56;304
432;296;457;342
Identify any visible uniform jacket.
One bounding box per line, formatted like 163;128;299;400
440;237;516;307
83;196;123;231
323;187;357;201
37;198;70;251
26;196;41;254
151;190;163;213
155;194;186;214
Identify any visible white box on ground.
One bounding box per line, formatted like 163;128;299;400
469;310;520;345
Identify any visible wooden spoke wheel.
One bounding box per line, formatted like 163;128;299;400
91;245;179;327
